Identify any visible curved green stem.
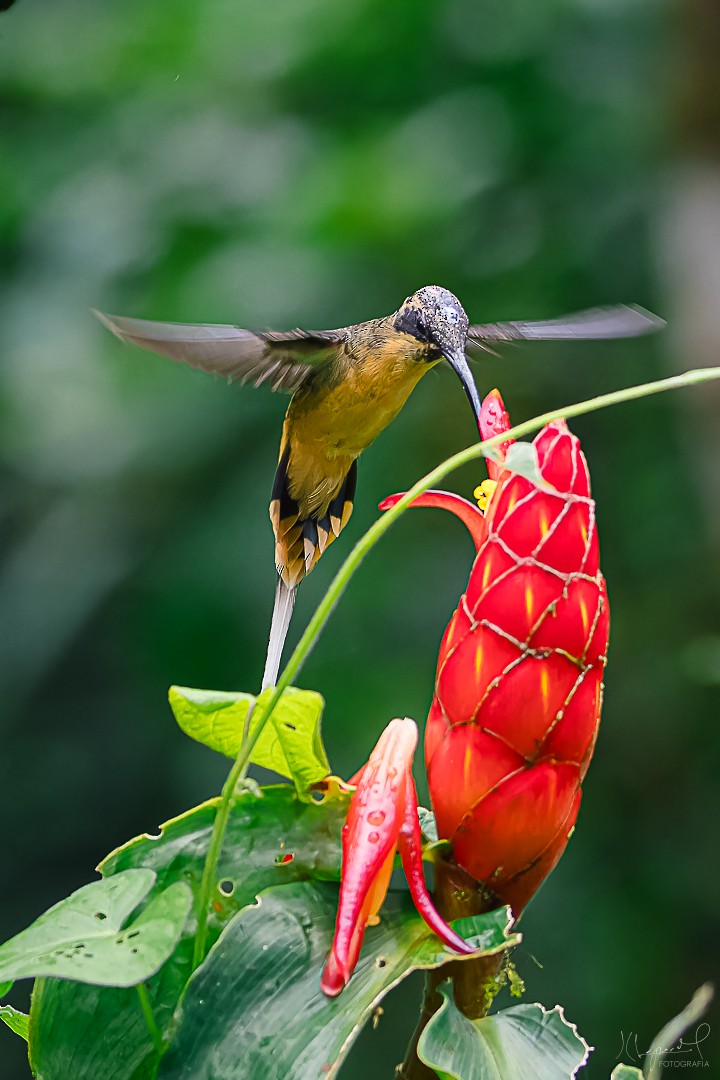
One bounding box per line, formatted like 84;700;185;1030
136;983;163;1056
191;365;720;970
191;752;251;967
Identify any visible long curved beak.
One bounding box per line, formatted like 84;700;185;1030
443;347;483;427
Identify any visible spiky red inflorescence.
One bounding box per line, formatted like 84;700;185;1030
324;390;609;995
380;390;609;913
422;391;609;913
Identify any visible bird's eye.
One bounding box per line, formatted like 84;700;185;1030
394;305;430;344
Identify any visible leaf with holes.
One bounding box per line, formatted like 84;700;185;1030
100;784;348;945
169;685;329;796
0;869;191;988
0;1002;29;1041
29;946;191;1080
29;785;350;1080
417;985;591;1079
157;880;519;1080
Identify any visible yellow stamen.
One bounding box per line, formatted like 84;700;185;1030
474;479;498;513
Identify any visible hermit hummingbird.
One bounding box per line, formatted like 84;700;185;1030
96;286;661;688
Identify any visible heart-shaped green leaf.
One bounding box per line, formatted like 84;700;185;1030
417;985;591;1079
30;785;349;1080
157;881;519;1080
169;685;329;796
29;942;192;1080
0;869;191;988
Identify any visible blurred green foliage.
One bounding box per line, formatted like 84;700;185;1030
1;0;717;1076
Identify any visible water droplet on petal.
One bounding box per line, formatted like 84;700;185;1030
368;831;380;843
367;810;386;826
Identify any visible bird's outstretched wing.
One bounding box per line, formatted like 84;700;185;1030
467;304;664;346
94;311;347;393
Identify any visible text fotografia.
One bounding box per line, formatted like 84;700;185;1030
617;1024;710;1070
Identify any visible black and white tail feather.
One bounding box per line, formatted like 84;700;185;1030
261;578;296;690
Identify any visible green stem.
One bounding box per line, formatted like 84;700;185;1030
191;365;720;970
191;750;249;967
136;983;163;1056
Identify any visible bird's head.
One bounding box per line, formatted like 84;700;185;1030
394;285;481;424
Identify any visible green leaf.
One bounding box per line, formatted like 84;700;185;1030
30;786;349;1080
486;442;557;493
157;880;519;1080
169;685;330;796
608;984;713;1080
645;983;713;1080
417;985;591;1080
0;869;191;989
100;784;348;946
0;979;12;998
0;1002;29;1041
30;975;161;1080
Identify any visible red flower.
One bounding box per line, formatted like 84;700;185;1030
381;390;609;914
321;718;473;997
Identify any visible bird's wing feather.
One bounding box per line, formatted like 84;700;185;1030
467;304;664;345
94;311;346;393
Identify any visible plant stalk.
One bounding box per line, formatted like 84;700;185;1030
191;752;249;968
192;365;720;972
136;983;163;1056
399;859;505;1079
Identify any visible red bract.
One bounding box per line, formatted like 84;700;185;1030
381;390;609;914
321;718;473;997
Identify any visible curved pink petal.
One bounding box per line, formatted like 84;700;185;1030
397;771;475;955
480;389;514;481
379;491;486;550
321;719;417;997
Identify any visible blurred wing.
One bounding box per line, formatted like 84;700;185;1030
94;311;347;393
467;305;664;345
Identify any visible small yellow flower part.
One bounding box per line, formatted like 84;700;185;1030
473;479;498;513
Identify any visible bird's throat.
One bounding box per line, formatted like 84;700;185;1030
283;336;436;518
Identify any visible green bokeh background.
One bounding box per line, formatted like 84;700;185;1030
1;0;718;1076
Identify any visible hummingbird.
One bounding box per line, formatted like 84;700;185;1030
96;286;661;688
